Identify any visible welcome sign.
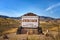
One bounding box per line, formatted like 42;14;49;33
22;16;38;28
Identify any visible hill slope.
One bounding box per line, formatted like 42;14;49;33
0;15;60;35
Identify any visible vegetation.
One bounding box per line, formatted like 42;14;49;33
0;18;20;35
0;17;60;40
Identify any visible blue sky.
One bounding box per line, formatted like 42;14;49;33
0;0;60;18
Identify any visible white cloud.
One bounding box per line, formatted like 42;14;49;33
45;3;60;11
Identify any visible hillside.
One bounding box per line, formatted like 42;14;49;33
0;15;60;40
39;16;60;31
0;17;20;35
0;15;60;35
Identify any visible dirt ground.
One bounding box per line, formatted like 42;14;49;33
0;31;59;40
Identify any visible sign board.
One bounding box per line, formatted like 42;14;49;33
22;16;38;28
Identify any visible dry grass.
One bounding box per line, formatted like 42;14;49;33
0;31;59;40
0;21;59;40
2;28;18;34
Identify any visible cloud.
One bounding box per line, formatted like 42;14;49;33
45;3;60;11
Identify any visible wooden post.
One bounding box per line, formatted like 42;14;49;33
27;31;28;35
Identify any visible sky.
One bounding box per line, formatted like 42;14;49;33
0;0;60;18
